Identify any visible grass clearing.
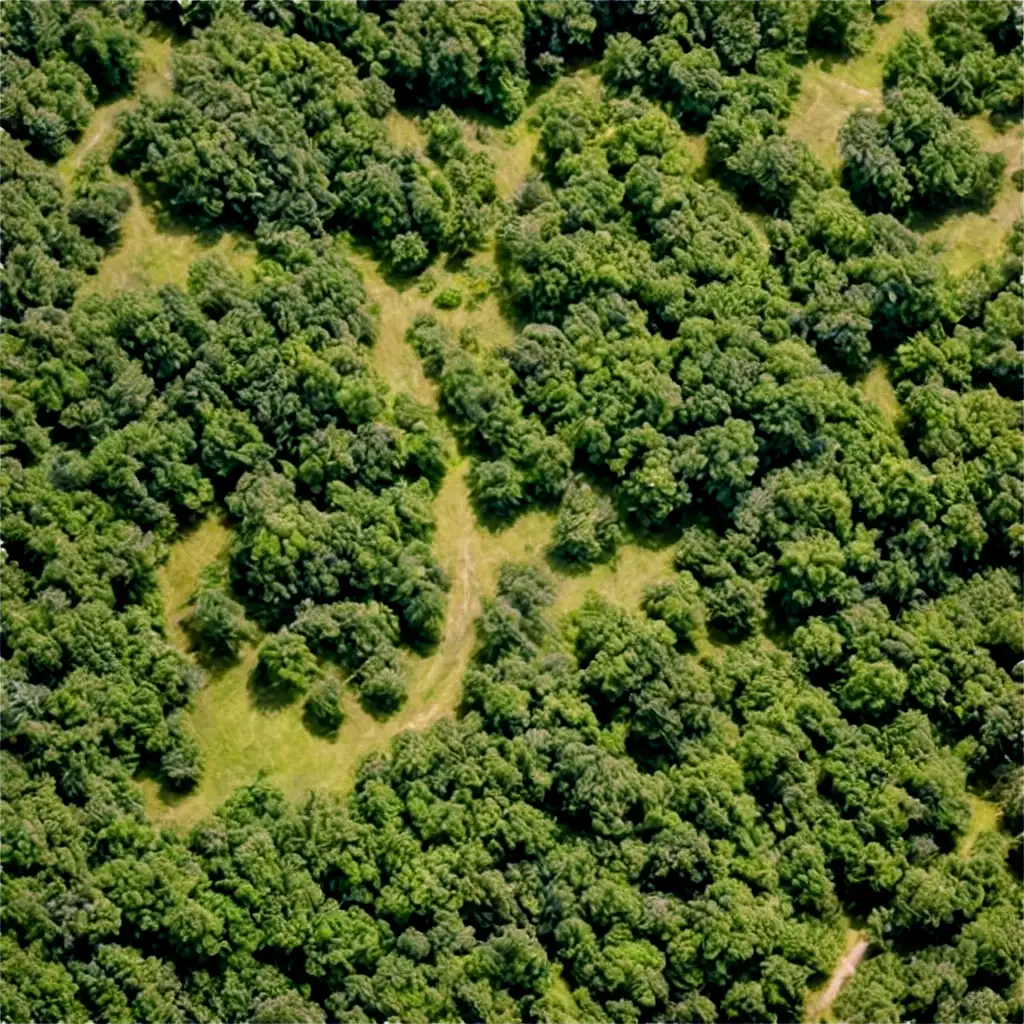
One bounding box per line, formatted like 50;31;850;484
959;793;1002;858
488;118;542;201
57;33;257;299
916;117;1023;276
385;108;426;155
159;516;234;652
118;64;689;826
861;362;904;430
804;922;870;1024
788;2;1022;274
789;2;927;170
55;33;175;186
144;460;675;829
81;186;258;298
544;969;582;1021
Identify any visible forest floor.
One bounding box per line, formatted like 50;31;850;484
59;31;256;300
805;926;872;1024
860;361;903;429
802;791;1004;1021
959;793;1003;858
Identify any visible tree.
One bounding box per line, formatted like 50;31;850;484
305;676;345;732
389;231;430;275
161;711;204;790
189;579;253;662
551;477;620;564
469;458;525;519
840;88;1005;217
258;631;321;696
642;573;704;646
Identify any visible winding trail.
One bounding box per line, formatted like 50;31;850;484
138;75;677;827
805;932;871;1023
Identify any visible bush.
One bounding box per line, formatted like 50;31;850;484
359;658;407;715
840;88;1005;216
434;286;463;310
258;631;321;695
642;573;704;645
189;586;253;662
468;458;524;519
425;106;466;164
551;477;620;564
161;712;204;791
390;231;430;274
305;676;345;731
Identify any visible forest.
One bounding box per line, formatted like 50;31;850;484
1;1;1022;1023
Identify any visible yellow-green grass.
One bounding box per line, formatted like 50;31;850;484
861;362;904;430
551;542;676;619
484;116;543;201
141;463;555;826
79;185;258;299
786;1;1023;274
159;516;234;652
958;793;1002;859
54;33;258;299
55;33;175;186
917;117;1024;276
387;77;546;203
385;108;426;155
346;239;516;400
144;457;679;828
543;969;582;1022
788;2;929;170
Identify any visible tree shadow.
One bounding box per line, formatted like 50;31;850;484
191;642;248;676
905;192;1002;234
246;662;298;714
134;765;194;809
543;547;602;578
301;705;341;741
136;183;240;249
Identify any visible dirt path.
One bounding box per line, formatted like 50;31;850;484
142;80;682;827
806;933;870;1022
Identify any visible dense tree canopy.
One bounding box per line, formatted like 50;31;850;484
2;3;1022;1023
840;87;1005;217
1;0;143;159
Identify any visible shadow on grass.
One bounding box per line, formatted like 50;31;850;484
136;183;242;249
246;664;300;714
134;765;194;811
544;547;606;579
301;705;341;741
906;192;1003;235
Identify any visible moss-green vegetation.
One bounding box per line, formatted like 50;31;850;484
959;794;1003;859
918;116;1024;275
51;34;256;298
804;923;871;1023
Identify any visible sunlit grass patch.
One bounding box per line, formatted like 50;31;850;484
788;2;930;170
861;362;904;430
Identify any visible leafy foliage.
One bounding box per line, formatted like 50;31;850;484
885;3;1023;119
840;87;1006;217
0;0;142;160
2;6;1022;1024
